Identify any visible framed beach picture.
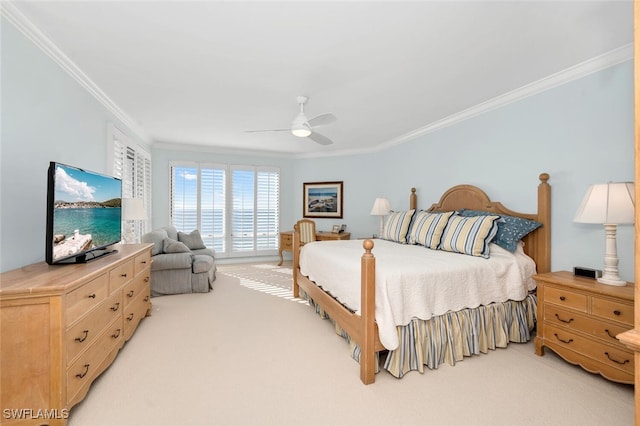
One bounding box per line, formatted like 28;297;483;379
303;181;343;218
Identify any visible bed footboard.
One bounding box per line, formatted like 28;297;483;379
293;227;382;384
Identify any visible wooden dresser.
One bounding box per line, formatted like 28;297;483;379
278;231;351;265
0;244;152;425
534;271;634;384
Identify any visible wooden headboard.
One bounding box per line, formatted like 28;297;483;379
410;173;551;273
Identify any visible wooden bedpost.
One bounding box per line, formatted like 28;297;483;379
360;239;376;385
536;173;551;273
410;187;417;210
292;223;300;298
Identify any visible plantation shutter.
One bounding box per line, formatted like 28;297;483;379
170;162;279;257
108;123;151;240
256;168;279;250
231;167;255;253
171;165;199;232
200;165;226;253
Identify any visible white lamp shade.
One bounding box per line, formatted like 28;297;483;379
370;198;391;216
574;182;635;224
122;198;146;220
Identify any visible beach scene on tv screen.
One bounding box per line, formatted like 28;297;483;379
52;165;121;261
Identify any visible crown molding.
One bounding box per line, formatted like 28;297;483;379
297;43;633;159
1;1;150;143
152;140;298;159
372;44;634;154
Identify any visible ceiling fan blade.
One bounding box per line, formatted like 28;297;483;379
244;129;290;133
308;132;333;145
307;113;336;128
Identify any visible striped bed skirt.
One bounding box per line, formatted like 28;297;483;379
301;290;537;378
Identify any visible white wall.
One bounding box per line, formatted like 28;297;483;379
293;61;635;281
0;19;147;271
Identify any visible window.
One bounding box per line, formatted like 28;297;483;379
108;124;151;242
170;162;279;257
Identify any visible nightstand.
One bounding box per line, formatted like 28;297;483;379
533;271;634;384
315;231;351;241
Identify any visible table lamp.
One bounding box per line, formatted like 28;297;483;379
370;198;391;238
574;182;635;286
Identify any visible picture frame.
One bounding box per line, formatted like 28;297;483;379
332;225;340;233
303;181;343;218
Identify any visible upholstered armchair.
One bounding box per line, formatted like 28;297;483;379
142;225;216;297
295;219;317;246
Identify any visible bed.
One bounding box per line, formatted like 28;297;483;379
292;173;551;384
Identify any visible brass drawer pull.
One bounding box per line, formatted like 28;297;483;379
144;277;150;283
144;296;150;302
554;313;574;324
605;329;617;339
88;293;96;299
141;260;147;264
605;352;630;365
127;313;134;321
613;310;621;316
559;296;566;301
75;330;89;343
127;290;135;298
76;364;90;379
120;273;128;278
112;328;121;339
111;302;120;312
553;333;573;344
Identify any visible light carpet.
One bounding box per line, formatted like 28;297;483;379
68;262;634;426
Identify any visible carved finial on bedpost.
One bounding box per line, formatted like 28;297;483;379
539;173;549;184
362;239;374;255
410;187;417;210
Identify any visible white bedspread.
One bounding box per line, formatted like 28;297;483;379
299;239;537;350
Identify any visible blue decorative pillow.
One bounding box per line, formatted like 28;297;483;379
381;210;416;244
438;215;500;258
458;209;542;252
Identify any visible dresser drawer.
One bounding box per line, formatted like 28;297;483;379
544;324;634;375
66;290;122;365
592;297;634;326
124;288;150;341
109;260;134;293
66;274;109;326
544;286;587;312
544;304;631;350
134;251;151;276
123;270;151;308
66;317;123;405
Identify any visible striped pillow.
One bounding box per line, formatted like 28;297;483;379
438;214;500;258
381;210;416;244
407;211;455;248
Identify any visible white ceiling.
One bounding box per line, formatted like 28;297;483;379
7;1;634;157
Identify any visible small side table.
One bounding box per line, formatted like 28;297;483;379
278;231;293;266
316;231;351;241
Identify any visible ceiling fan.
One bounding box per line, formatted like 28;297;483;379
245;96;336;145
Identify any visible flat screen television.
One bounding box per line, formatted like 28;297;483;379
46;162;122;265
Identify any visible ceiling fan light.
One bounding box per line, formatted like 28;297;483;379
291;123;311;137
